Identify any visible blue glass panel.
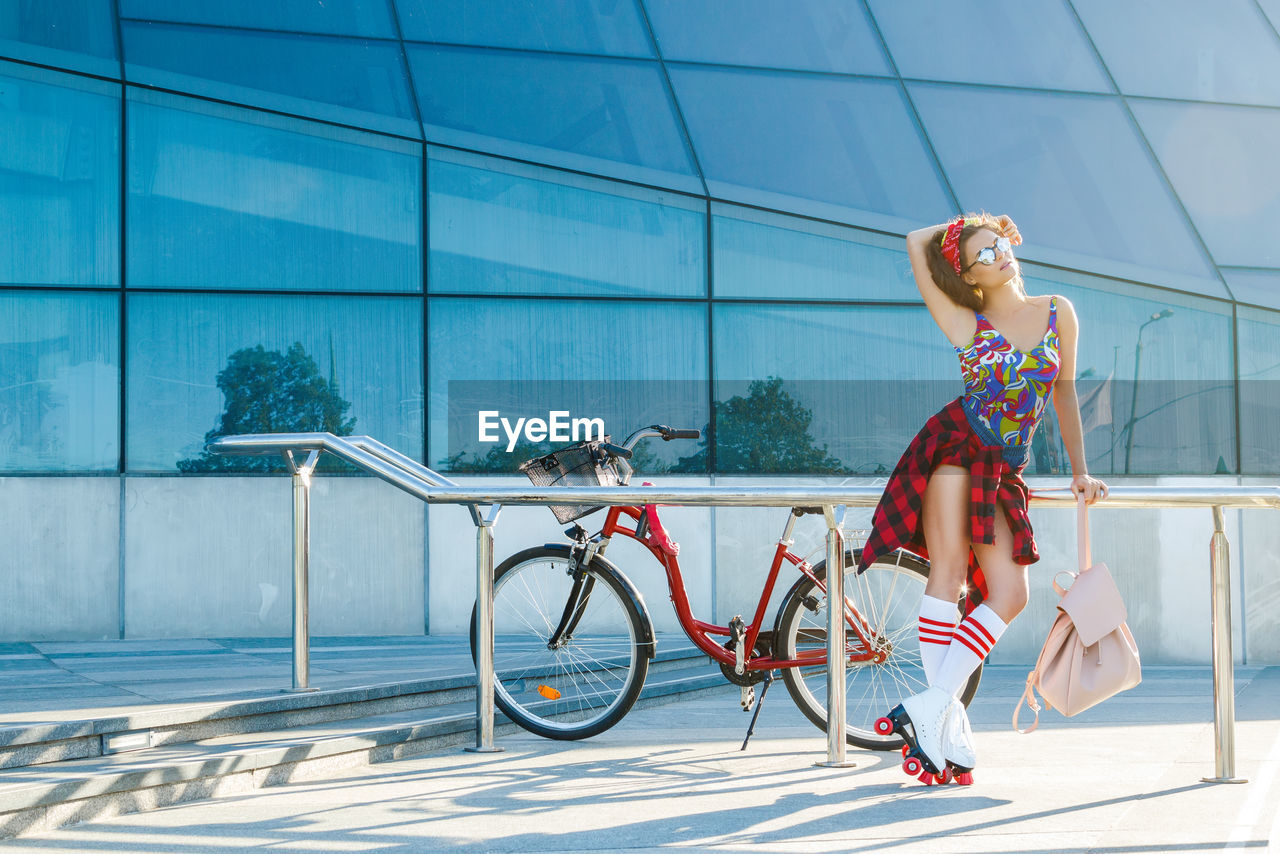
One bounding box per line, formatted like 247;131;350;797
1131;99;1280;269
122;22;419;138
643;0;888;75
867;0;1109;92
0;64;119;286
1020;264;1234;475
1222;269;1280;310
428;298;707;473
0;291;119;472
670;66;952;233
713;204;912;301
396;0;652;57
127;294;422;471
407;46;699;193
1238;305;1280;473
0;0;118;78
909;83;1223;297
119;0;397;38
127;90;421;292
1263;0;1280;30
1074;0;1280;106
713;303;953;474
429;148;703;297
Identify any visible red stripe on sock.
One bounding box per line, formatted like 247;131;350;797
919;637;953;646
954;624;993;657
966;617;997;647
919;616;955;629
951;632;987;658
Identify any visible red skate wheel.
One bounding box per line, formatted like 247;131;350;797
903;756;922;776
955;771;974;786
875;716;894;736
901;744;910;759
936;767;953;785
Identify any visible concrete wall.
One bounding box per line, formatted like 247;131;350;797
124;477;425;638
0;473;1271;667
0;477;120;640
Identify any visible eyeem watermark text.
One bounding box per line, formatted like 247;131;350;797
478;411;605;452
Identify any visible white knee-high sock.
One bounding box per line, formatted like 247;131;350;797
917;595;958;686
934;604;1008;697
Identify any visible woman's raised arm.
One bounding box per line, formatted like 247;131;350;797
906;222;973;349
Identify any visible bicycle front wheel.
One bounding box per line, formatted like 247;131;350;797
469;545;650;740
774;548;981;751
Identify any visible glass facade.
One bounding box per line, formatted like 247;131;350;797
396;0;653;57
670;65;952;231
127;293;422;472
0;291;119;472
0;63;119;287
868;0;1109;92
407;45;699;191
644;0;889;75
0;0;119;78
1;3;1275;479
127;90;421;292
428;148;704;297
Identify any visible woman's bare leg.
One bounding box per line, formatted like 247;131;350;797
921;464;970;603
970;505;1029;623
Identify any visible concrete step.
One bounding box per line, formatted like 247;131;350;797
0;658;727;840
0;642;712;773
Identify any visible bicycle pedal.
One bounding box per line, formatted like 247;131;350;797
740;684;756;712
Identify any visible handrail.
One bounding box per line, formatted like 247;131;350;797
209;431;1266;782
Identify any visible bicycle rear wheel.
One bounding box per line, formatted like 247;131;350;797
469;545;650;740
774;548;981;751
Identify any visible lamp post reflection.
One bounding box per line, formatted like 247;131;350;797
1123;309;1174;473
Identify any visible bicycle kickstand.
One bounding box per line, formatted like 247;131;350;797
739;671;776;752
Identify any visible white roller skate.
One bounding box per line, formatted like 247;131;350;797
942;698;976;785
874;686;953;786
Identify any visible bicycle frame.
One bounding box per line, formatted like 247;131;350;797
594;504;885;672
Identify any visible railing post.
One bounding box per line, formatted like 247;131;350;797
817;504;855;768
1203;504;1246;783
285;450;320;693
467;504;504;753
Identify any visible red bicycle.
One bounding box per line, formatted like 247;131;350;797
469;425;981;749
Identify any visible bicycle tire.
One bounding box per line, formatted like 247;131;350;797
774;547;982;751
468;545;650;740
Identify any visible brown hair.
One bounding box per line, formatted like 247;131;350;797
924;212;1024;311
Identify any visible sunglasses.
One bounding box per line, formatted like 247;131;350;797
963;236;1012;271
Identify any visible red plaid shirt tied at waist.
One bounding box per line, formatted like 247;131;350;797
855;395;1040;604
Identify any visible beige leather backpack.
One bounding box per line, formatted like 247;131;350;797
1015;493;1142;733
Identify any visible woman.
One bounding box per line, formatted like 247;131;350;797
856;213;1108;786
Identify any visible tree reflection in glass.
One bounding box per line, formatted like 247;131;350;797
178;342;355;473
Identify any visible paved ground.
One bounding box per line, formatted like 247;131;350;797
1;659;1276;853
0;637;477;723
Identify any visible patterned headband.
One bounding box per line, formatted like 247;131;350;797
939;216;983;274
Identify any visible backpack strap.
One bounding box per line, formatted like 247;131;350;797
1013;671;1043;734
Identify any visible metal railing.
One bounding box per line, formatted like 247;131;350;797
211;431;1280;784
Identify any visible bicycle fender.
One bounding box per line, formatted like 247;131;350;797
540;543;656;659
591;553;657;659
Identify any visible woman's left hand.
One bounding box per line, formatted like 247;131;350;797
1071;473;1109;504
994;214;1023;246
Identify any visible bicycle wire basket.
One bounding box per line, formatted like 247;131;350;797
519;437;621;524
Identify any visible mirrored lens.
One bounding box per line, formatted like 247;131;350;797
995;236;1011;253
976;246;996;265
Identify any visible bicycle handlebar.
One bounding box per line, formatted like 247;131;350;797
610;425;701;484
619;425;701;451
601;441;633;460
